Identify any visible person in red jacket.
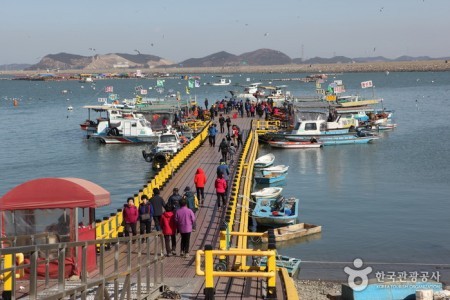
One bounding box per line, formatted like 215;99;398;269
215;173;227;208
122;197;139;237
160;204;177;257
194;168;207;204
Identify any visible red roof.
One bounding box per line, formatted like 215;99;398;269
0;178;111;210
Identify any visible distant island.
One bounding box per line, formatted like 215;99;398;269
1;48;450;73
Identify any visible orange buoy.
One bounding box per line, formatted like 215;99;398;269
13;99;18;106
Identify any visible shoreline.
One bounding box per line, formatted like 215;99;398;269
1;60;450;76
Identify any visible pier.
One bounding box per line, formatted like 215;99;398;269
0;116;297;300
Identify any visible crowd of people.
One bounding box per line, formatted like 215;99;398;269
122;96;276;259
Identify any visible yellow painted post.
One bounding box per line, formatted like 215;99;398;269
203;245;215;300
109;212;117;238
2;254;13;298
266;229;277;298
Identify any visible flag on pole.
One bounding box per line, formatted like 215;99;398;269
140;89;147;95
185;86;190;94
104;86;113;93
156;79;165;87
195;79;200;88
361;80;373;88
135;85;143;91
188;79;194;89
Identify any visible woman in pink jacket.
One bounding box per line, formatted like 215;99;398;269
215;173;227;208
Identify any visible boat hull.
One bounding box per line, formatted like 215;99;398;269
92;135;159;144
268;141;323;149
258;255;301;277
254;173;287;184
261;223;322;243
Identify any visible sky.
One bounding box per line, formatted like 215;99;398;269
1;0;449;65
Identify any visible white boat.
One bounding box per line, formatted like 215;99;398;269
210;78;231;86
251;187;283;199
67;105;73;111
260;165;289;175
231;82;265;101
90;117;159;144
142;128;186;169
254;153;275;168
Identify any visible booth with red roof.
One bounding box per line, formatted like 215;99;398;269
0;177;111;277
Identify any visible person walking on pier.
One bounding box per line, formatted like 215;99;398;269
218;114;225;133
123;197;139;238
161;204;177;257
139;195;153;240
215;173;227;208
167;187;182;211
183;186;197;231
218;138;229;162
225;115;232;134
175;199;196;258
204;98;209;110
194;168;207;204
208;124;217;147
150;188;165;231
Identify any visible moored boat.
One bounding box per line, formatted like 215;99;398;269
258;255;301;277
254;153;275;168
251;187;283;199
268;140;323;149
252;196;299;226
254;172;287;184
260;165;289;176
209;78;231;86
90;117;159;144
261;223;322;243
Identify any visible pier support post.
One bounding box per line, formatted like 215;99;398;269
204;245;215;300
266;229;277;298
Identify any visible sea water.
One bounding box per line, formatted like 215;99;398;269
1;71;449;281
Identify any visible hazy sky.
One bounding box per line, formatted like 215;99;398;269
1;0;449;65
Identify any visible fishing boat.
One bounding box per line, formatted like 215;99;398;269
230;82;265;102
251;187;283;199
271;111;357;141
258;255;301;277
209;78;231;86
260;165;289;176
254;153;275;168
254;172;287;184
89;117;159;144
261;223;322;243
252;196;299;226
268;140;323;149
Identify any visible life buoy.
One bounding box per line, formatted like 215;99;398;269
179;136;188;144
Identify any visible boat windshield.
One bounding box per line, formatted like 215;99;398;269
160;135;177;143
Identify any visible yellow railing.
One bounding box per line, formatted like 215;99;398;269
95;122;210;241
196;247;278;299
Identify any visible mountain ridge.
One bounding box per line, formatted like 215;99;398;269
1;49;449;71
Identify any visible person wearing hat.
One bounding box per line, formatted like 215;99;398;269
167;187;182;211
150;188;165;231
183;186;197;231
182;186;197;214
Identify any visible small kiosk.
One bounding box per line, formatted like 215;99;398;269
0;177;110;277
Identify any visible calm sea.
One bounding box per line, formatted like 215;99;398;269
1;71;450;282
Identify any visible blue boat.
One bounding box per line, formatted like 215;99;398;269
285;131;379;145
252;196;299;226
254;171;287;184
258;255;301;277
